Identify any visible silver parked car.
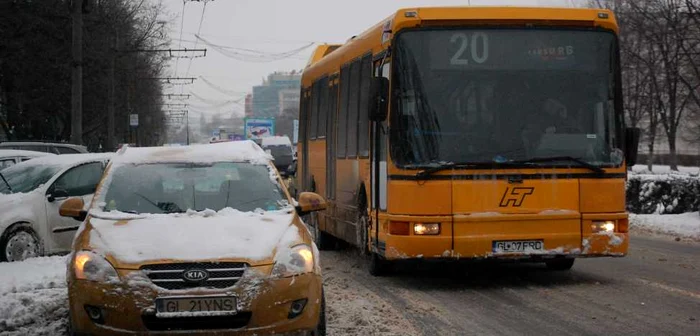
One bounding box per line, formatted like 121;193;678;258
0;153;112;262
0;149;56;170
0;141;89;155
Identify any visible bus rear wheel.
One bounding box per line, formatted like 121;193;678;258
356;211;369;257
545;258;575;271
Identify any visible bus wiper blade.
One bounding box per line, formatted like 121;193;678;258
415;162;499;178
510;156;605;174
0;172;12;193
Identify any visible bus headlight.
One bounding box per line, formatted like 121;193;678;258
414;223;440;235
592;221;615;233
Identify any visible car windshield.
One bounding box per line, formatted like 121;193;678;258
0;163;62;194
390;28;621;167
99;162;289;214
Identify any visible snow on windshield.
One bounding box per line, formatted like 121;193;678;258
88;208;297;263
0;153;111;195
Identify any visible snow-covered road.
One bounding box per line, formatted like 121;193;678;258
1;220;699;335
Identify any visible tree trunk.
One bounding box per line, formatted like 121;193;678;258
647;142;655;172
70;0;84;145
668;136;678;171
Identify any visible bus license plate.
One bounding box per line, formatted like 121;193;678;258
493;240;543;253
156;296;237;316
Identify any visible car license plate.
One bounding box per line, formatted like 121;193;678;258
156;296;237;316
493;240;544;253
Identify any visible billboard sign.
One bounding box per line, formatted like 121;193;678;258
244;118;275;140
292;119;299;144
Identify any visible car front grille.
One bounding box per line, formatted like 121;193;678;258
140;262;247;290
142;312;252;331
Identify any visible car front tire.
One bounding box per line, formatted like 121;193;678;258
0;224;42;262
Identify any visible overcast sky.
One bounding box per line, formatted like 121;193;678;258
161;0;585;118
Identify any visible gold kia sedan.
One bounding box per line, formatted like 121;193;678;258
59;141;327;335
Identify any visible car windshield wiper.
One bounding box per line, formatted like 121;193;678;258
134;193;185;214
0;172;12;193
508;156;605;174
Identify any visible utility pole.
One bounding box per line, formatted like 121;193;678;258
70;0;83;145
186;110;190;145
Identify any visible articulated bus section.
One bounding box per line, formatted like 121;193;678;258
297;6;640;275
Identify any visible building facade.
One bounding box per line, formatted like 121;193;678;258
251;71;301;119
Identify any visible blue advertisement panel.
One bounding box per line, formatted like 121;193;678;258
244;118;275;139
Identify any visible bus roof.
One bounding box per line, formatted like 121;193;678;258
302;6;618;85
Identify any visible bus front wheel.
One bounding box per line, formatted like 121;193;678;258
369;252;391;276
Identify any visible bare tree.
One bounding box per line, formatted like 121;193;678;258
623;0;697;170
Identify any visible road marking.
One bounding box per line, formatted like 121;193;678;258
638;279;700;301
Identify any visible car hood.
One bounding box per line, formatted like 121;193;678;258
85;208;299;269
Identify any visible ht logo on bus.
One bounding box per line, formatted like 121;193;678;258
499;187;535;207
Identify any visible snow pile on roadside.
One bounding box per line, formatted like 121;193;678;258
631;164;700;175
630;213;700;239
0;256;68;336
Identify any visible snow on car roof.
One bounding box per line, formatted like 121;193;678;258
6;153;113;170
113;141;273;165
261;136;292;147
0;149;56;158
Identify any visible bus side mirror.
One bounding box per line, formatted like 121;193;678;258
369;77;389;122
624;127;641;166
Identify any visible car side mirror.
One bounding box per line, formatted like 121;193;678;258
369;77;389;122
47;189;70;203
296;192;327;216
59;197;87;221
624;127;641;166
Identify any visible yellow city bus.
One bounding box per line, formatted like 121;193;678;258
296;7;640;275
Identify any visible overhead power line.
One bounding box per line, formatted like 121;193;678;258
144;77;197;85
199;77;246;96
185;1;209;78
174;1;187;74
195;34;315;63
161;93;191;100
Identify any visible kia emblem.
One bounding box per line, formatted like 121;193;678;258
182;269;209;282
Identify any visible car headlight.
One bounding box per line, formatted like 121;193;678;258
271;244;314;278
73;251;119;282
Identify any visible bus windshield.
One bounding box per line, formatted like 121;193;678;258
390;28;622;168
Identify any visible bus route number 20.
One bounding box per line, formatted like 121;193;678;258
449;32;489;65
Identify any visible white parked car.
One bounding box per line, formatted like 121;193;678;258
0;149;55;170
0;153;112;262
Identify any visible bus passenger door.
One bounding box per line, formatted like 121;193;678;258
326;78;338;202
300;89;311;191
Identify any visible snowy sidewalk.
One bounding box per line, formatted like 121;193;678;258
630;213;700;240
0;256;68;335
